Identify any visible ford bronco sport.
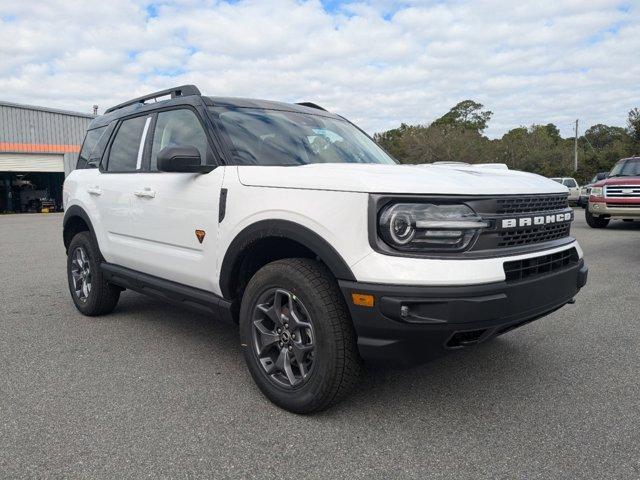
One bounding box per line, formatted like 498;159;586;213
63;85;588;413
586;157;640;228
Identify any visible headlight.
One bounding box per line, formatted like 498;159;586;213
591;187;603;197
378;203;488;252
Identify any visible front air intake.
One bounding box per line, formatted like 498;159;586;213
503;248;579;282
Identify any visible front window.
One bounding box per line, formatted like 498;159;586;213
211;107;396;166
609;158;640;177
150;109;212;171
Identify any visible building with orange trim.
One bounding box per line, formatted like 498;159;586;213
0;101;93;213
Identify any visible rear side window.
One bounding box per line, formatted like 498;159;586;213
150;109;211;171
107;116;149;172
76;126;107;169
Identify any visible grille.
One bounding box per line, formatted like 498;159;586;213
605;185;640;198
498;223;571;247
496;195;568;215
605;203;640;208
503;248;578;282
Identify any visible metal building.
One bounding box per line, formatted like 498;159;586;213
0;101;93;213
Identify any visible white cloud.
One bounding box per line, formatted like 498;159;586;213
0;0;638;138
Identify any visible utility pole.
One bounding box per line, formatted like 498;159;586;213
574;119;578;172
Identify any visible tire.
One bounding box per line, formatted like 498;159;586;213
239;258;361;413
67;231;120;316
585;208;609;228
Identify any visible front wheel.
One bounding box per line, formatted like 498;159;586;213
239;258;361;413
585;208;609;228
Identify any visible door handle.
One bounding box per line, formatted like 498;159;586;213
87;186;102;196
134;188;156;198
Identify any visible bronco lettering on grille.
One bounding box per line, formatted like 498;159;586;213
501;212;572;229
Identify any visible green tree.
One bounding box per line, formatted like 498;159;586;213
374;100;639;183
627;107;640;143
584;124;626;149
432;100;493;133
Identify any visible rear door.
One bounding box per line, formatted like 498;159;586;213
125;107;224;292
96;114;153;265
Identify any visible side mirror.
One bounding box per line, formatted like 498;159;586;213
157;146;214;173
596;172;608;181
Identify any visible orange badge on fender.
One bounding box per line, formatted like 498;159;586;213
195;229;206;244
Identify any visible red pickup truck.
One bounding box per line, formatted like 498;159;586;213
586;156;640;228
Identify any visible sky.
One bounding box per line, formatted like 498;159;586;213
0;0;638;138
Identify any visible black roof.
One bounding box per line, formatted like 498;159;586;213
89;85;338;130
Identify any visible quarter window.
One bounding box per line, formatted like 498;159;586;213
150;109;210;171
77;126;107;169
107;116;149;172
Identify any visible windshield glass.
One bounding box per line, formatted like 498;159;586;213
551;178;562;183
211;107;396;166
609;158;640;177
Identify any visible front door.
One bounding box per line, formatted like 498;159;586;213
125;108;223;293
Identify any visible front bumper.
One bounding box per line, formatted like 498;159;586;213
589;200;640;218
340;259;588;365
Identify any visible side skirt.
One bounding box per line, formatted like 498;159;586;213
100;263;235;324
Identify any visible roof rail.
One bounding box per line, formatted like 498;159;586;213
296;102;327;111
105;85;202;114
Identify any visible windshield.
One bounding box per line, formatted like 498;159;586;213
211;107;396;166
609;158;640;177
551;178;562;183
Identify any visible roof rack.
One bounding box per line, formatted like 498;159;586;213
105;85;201;114
296;102;327;111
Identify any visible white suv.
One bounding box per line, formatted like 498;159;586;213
551;177;580;203
63;85;588;413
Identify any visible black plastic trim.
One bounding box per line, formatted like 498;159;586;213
339;258;587;364
219;219;356;299
100;263;234;323
219;188;228;222
63;205;97;251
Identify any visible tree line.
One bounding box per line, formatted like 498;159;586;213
374;100;640;183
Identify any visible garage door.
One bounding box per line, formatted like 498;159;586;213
0;153;64;172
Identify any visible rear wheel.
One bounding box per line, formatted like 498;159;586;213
239;258;361;413
67;231;120;316
585;208;609;228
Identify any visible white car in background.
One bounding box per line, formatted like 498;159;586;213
551;177;580;203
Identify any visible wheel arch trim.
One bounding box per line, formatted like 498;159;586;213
219;219;356;299
63;205;97;251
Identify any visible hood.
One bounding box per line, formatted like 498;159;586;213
595;176;640;187
237;163;568;196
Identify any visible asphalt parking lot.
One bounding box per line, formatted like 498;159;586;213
1;212;639;479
